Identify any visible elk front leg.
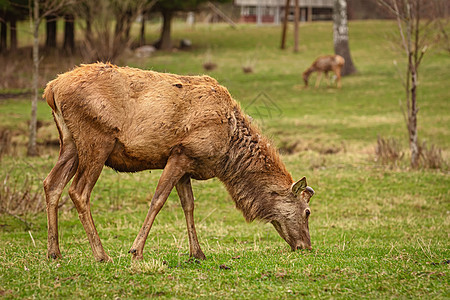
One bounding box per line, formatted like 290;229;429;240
176;175;206;260
43;141;78;259
129;149;192;260
315;72;323;88
325;71;331;86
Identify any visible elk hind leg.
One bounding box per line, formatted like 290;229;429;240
43;140;78;259
68;139;115;262
335;68;342;88
176;175;206;260
325;71;331;86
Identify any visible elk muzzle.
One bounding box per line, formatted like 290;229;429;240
293;238;312;251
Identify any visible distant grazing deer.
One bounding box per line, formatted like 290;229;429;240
302;55;345;88
43;63;315;262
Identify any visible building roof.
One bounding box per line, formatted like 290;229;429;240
235;0;334;8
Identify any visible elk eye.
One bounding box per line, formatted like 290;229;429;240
305;208;311;217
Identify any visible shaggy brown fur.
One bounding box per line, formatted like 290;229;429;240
43;62;315;262
303;55;345;88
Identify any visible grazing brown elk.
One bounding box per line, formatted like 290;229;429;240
43;63;315;262
302;55;345;88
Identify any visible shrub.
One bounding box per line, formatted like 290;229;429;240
375;136;404;167
419;141;447;170
0;129;12;160
0;173;45;217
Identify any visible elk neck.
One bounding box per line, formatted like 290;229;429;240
217;108;293;222
303;67;314;78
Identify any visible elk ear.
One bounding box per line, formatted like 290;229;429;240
304;186;315;203
291;177;307;197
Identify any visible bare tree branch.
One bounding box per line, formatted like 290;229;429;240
392;0;409;56
378;0;404;20
392;60;406;88
377;0;440;168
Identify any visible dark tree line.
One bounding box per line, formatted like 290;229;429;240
0;0;79;54
0;0;26;53
0;0;230;156
0;0;231;56
44;13;74;53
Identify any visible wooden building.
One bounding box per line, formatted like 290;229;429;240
235;0;334;24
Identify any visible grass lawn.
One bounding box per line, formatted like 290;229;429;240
0;20;449;298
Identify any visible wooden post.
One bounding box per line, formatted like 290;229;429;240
280;0;290;49
274;5;280;25
293;0;299;52
256;5;262;25
301;7;306;22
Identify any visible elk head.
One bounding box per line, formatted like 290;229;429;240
271;177;315;251
302;70;311;87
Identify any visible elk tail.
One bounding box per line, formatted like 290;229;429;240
336;55;345;67
43;81;57;112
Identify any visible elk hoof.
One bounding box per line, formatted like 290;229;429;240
129;249;143;260
47;252;62;260
192;251;206;260
132;254;143;260
98;256;113;263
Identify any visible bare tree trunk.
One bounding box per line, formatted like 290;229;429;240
63;14;75;54
280;0;290;49
28;0;40;157
114;11;126;41
45;15;57;49
0;20;6;53
333;0;357;75
10;18;17;52
409;74;419;168
84;4;93;45
155;10;173;50
140;14;146;46
124;12;132;40
407;2;420;168
377;0;431;168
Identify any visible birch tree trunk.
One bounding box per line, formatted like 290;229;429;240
27;0;39;156
403;1;420;168
333;0;357;76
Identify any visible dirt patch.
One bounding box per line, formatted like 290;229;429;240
277;136;345;156
0;121;59;159
0;129;12;157
0;290;13;296
0;48;80;90
0;92;32;101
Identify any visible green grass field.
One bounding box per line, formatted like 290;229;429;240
0;20;449;299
